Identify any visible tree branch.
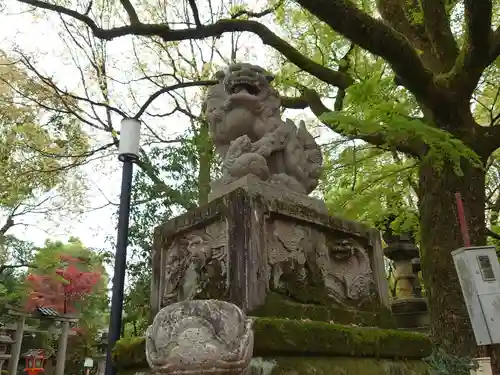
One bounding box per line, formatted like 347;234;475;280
375;0;439;71
419;0;458;70
16;0;352;89
293;0;435;103
231;0;284;19
476;122;500;156
334;44;354;111
490;26;500;62
446;0;492;99
486;228;500;241
285;89;425;157
119;0;140;24
464;0;492;56
135;80;217;118
187;0;202;28
0;217;15;237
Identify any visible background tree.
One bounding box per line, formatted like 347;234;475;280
0;49;94;287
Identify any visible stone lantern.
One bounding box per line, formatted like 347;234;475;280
0;327;13;372
382;222;429;332
95;332;108;375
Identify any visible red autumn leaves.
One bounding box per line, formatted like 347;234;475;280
25;254;101;315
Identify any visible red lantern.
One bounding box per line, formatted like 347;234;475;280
22;349;46;375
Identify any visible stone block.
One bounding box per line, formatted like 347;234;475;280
151;175;390;322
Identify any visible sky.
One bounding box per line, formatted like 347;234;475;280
1;2;120;250
0;0;337;274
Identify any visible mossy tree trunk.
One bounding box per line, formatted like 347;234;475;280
419;154;499;367
417;110;500;372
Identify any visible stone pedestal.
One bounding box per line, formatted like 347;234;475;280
151;176;391;326
383;231;429;331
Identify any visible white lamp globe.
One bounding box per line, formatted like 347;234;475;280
118;117;141;161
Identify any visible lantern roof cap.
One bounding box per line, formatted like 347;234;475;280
0;333;13;344
22;349;47;358
35;307;59;317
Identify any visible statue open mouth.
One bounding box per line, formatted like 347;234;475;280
226;79;261;96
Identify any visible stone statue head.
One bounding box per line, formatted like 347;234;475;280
215;63;276;113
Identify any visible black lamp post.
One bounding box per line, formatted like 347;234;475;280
105;117;141;375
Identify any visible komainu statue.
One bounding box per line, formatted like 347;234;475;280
145;300;254;375
203;63;322;195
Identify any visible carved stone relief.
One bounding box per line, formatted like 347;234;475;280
267;219;376;308
146;300;254;375
162;221;228;306
160;218;376;311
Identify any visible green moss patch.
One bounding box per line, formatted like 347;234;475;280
251;292;394;328
117;357;429;375
113;318;432;369
254;318;431;359
250;357;429;375
113;336;148;369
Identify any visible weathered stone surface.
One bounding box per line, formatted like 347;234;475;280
118;357;430;375
145;300;253;375
114;317;432;373
151;180;389;322
203;63;322;195
208;174;327;213
162;221;228;307
266;218;376;309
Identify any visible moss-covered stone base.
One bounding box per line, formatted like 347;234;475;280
113;317;432;373
118;356;429;375
251;292;395;328
250;357;429;375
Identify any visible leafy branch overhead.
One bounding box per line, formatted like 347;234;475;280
15;0;500;161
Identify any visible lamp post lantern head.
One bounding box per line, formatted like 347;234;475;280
118;118;141;161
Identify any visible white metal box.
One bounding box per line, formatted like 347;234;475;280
452;246;500;345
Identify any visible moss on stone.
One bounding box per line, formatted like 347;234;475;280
254;318;431;358
117;357;429;375
250;357;429;375
113;317;431;369
251;292;394;328
113;336;148;370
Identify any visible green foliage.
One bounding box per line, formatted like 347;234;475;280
321;111;481;176
0;51;90;210
321;144;419;234
424;348;477;375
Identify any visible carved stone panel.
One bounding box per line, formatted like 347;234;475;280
267;219;377;309
152;182;388;318
162;221;228;307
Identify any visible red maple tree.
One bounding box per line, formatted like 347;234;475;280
26;254;101;315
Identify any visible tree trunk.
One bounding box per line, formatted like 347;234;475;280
419;156;500;374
